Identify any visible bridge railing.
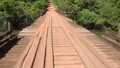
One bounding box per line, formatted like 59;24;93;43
0;23;17;46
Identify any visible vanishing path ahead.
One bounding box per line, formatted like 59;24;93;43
0;2;120;68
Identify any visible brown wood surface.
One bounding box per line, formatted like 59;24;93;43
0;2;120;68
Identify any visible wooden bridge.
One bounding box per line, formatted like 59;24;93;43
0;2;120;68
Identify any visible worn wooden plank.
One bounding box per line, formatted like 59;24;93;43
21;37;39;68
45;16;53;68
14;39;34;68
54;11;106;68
32;12;50;68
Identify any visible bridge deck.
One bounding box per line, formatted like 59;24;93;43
0;3;120;68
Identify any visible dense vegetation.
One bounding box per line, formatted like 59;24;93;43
0;0;120;31
0;0;46;29
53;0;120;31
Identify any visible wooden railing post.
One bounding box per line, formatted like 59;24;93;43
117;28;120;36
8;22;12;37
103;26;108;34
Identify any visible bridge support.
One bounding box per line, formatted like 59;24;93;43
7;22;12;37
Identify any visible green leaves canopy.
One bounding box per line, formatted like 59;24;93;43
0;0;46;29
54;0;120;30
0;0;120;31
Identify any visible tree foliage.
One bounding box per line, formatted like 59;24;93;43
76;9;98;28
0;0;46;29
0;0;120;31
53;0;120;30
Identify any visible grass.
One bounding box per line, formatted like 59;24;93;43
12;30;20;35
90;29;117;36
0;30;20;36
0;32;6;36
90;29;106;36
90;29;118;40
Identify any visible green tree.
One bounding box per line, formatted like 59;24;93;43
0;0;46;29
76;9;98;29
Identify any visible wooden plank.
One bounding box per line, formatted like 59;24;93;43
54;12;106;68
55;64;85;68
34;12;48;37
54;60;81;65
14;11;47;68
54;51;77;56
53;44;72;47
54;56;81;61
101;35;120;50
53;47;74;51
21;37;40;68
14;38;34;68
32;13;50;68
51;12;85;68
0;61;16;67
45;18;53;68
